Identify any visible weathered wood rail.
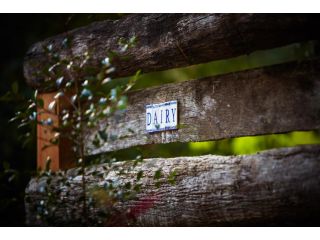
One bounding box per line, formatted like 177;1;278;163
24;14;320;90
26;145;320;226
86;59;320;154
24;14;320;226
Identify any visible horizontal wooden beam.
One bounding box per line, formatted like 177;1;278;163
24;14;320;91
85;60;320;154
25;145;320;226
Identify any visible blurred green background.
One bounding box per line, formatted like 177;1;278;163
0;14;319;226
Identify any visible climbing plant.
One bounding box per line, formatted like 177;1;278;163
11;36;161;226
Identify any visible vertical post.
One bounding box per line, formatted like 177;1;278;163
37;92;75;171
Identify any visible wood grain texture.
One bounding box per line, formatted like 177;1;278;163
24;14;320;90
37;92;75;171
25;145;320;226
37;92;60;170
85;60;320;155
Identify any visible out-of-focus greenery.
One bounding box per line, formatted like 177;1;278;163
126;40;318;90
1;14;319;226
189;131;320;156
104;131;320;161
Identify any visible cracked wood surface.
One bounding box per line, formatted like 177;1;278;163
85;60;320;155
25;145;320;226
24;14;320;90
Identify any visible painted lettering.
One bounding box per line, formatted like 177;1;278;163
146;112;151;126
154;111;158;124
166;109;170;123
171;108;176;122
146;100;178;133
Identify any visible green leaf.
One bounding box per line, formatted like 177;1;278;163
9;116;19;123
48;101;56;112
47;44;53;52
62;38;70;48
117;96;127;110
129;36;137;45
50;137;59;145
110;134;117;141
133;155;143;167
128;128;135;133
153;169;162;180
98;97;107;105
34;90;38;100
136;170;143;181
124;182;131;190
118;37;126;46
98;130;108;141
168;170;177;185
56;77;64;88
8;174;16;183
37;98;44;108
133;184;142;192
29;111;37;121
101;77;111;85
125;70;141;92
45;157;51;171
18;122;29;129
110;88;117;101
96;71;105;81
80;88;92;99
101;57;111;67
28;102;36;110
93;135;101;147
155;181;162;188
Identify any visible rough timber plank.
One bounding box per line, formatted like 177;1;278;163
24;14;320;90
25;145;320;226
85;60;320;155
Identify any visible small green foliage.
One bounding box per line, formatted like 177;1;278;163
128;128;135;133
133;183;142;192
109;134;117;141
155;181;162;188
136;170;143;181
167;170;177;185
153;169;162;180
8;34;164;226
124;182;131;190
117;96;127;110
98;130;108;142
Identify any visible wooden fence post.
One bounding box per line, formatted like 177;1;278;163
37;92;75;171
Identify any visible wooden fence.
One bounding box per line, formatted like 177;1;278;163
24;14;320;226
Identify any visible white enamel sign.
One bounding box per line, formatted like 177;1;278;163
146;100;178;133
